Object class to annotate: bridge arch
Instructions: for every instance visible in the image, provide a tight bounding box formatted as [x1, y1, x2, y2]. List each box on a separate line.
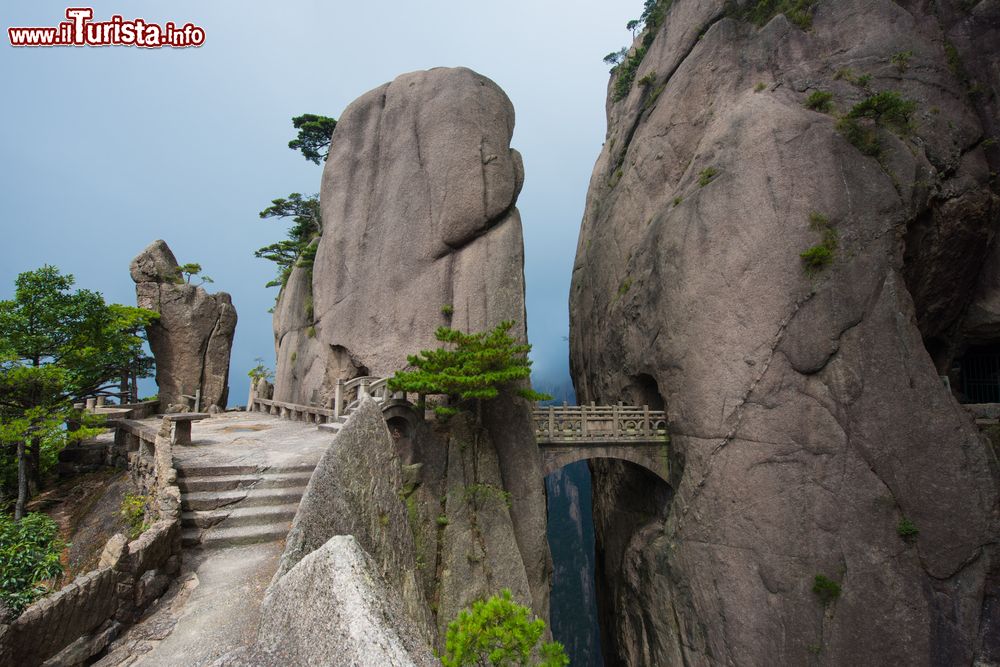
[534, 404, 671, 484]
[540, 445, 670, 483]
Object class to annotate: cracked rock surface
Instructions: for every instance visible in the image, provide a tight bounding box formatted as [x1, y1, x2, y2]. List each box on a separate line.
[131, 239, 237, 411]
[569, 0, 999, 664]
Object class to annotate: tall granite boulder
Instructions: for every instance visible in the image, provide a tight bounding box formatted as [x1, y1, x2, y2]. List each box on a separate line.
[569, 1, 999, 665]
[271, 67, 551, 627]
[131, 240, 237, 412]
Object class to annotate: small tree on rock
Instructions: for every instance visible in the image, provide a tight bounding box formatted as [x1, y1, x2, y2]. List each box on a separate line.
[441, 588, 568, 667]
[388, 321, 550, 419]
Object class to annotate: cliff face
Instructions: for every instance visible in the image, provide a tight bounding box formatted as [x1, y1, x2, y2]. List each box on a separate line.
[131, 240, 237, 411]
[271, 67, 550, 623]
[569, 0, 1000, 664]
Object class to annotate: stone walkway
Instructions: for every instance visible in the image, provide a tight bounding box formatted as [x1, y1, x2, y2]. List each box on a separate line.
[96, 412, 331, 666]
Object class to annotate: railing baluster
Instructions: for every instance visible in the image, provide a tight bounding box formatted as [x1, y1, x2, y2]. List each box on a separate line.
[548, 406, 555, 439]
[613, 404, 619, 439]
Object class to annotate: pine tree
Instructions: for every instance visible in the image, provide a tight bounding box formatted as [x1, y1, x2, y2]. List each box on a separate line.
[388, 321, 550, 418]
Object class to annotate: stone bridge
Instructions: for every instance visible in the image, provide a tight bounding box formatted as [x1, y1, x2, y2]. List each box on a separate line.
[249, 377, 671, 482]
[533, 404, 670, 482]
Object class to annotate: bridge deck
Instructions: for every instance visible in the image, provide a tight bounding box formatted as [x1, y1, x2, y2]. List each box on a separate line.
[532, 404, 668, 445]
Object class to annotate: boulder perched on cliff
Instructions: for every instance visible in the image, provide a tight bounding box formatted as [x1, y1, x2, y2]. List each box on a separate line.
[569, 1, 999, 664]
[271, 67, 551, 624]
[131, 240, 237, 411]
[251, 535, 437, 667]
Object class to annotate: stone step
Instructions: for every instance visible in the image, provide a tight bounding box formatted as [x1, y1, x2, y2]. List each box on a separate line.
[177, 471, 313, 493]
[181, 487, 307, 512]
[175, 462, 316, 478]
[317, 422, 342, 434]
[182, 522, 292, 549]
[181, 503, 300, 529]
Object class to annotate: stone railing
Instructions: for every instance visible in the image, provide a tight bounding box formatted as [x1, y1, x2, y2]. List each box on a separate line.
[533, 404, 669, 443]
[0, 418, 182, 666]
[249, 375, 396, 422]
[250, 398, 339, 424]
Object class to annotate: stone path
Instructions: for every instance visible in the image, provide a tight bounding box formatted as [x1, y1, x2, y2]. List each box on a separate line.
[96, 412, 331, 666]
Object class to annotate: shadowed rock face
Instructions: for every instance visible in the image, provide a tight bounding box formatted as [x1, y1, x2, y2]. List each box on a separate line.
[569, 1, 999, 664]
[131, 240, 237, 411]
[271, 67, 551, 623]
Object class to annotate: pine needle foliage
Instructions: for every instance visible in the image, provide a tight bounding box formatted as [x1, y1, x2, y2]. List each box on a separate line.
[388, 321, 550, 417]
[441, 589, 568, 667]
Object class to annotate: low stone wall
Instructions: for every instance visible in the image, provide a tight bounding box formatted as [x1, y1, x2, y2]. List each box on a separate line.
[0, 418, 182, 666]
[58, 401, 161, 474]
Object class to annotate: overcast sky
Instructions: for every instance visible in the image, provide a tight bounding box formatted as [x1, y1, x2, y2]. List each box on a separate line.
[1, 1, 636, 403]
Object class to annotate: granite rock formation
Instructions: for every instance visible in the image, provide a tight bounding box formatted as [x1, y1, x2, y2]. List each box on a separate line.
[251, 535, 438, 667]
[569, 0, 999, 664]
[271, 67, 551, 629]
[131, 240, 237, 412]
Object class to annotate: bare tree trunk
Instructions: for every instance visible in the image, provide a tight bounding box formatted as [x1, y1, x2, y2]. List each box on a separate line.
[15, 440, 28, 520]
[120, 373, 130, 405]
[130, 372, 139, 403]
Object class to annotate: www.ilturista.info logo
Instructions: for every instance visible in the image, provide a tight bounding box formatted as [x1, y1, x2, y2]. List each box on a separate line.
[8, 8, 205, 48]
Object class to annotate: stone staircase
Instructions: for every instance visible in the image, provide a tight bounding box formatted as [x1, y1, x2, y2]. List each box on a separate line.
[179, 463, 316, 548]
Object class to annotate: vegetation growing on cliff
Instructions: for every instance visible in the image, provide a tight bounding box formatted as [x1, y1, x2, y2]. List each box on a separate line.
[800, 212, 838, 274]
[606, 1, 672, 102]
[836, 90, 917, 156]
[388, 321, 550, 419]
[255, 114, 336, 289]
[729, 0, 817, 31]
[441, 588, 568, 667]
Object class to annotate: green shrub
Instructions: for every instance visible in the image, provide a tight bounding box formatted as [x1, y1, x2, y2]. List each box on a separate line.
[120, 493, 150, 540]
[613, 46, 648, 101]
[441, 589, 568, 667]
[441, 304, 454, 316]
[463, 483, 513, 510]
[855, 73, 872, 88]
[672, 196, 683, 206]
[800, 212, 838, 274]
[437, 515, 450, 527]
[891, 50, 912, 73]
[732, 0, 816, 30]
[618, 278, 633, 296]
[306, 325, 316, 338]
[755, 82, 767, 92]
[812, 574, 841, 606]
[846, 90, 916, 132]
[698, 167, 718, 187]
[800, 245, 834, 271]
[836, 117, 880, 155]
[0, 513, 65, 614]
[805, 90, 833, 112]
[837, 90, 916, 155]
[897, 517, 919, 538]
[638, 71, 657, 88]
[834, 68, 853, 81]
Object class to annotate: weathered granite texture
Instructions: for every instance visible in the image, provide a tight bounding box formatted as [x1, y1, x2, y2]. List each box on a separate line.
[271, 67, 551, 623]
[275, 397, 434, 642]
[252, 536, 438, 667]
[131, 240, 237, 412]
[569, 0, 1000, 664]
